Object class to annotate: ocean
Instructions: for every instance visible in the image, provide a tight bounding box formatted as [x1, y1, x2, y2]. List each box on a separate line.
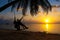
[0, 24, 60, 34]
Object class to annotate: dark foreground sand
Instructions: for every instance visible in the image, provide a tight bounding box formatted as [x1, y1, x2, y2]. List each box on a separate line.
[0, 30, 60, 40]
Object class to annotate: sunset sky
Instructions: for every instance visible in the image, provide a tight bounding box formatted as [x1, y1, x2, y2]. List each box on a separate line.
[0, 0, 60, 34]
[0, 0, 60, 24]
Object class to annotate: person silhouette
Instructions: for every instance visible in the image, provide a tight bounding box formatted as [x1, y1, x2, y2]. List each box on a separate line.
[14, 16, 28, 31]
[14, 18, 20, 30]
[16, 19, 20, 30]
[18, 16, 28, 30]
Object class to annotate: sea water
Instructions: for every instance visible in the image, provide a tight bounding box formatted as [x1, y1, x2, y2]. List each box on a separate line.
[0, 24, 60, 34]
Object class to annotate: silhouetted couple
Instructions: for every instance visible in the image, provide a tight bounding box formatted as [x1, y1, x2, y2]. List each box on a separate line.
[14, 16, 28, 31]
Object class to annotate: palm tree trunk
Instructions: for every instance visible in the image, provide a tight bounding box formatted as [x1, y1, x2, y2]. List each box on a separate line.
[0, 0, 19, 12]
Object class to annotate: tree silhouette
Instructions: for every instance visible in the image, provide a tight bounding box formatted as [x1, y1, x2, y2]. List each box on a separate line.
[0, 0, 52, 16]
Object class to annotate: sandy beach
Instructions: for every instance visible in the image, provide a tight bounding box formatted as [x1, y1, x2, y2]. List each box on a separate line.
[0, 30, 60, 40]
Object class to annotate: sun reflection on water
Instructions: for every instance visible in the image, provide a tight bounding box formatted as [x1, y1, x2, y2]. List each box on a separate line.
[42, 24, 51, 33]
[45, 24, 49, 33]
[43, 24, 53, 33]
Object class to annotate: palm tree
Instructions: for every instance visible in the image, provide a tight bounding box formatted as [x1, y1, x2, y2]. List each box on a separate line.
[0, 0, 52, 16]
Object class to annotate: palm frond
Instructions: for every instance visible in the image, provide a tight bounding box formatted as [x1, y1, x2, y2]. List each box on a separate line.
[30, 0, 39, 16]
[17, 1, 21, 11]
[22, 0, 28, 15]
[0, 0, 19, 12]
[0, 0, 52, 16]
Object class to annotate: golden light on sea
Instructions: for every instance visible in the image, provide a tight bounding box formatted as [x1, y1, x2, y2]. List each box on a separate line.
[45, 24, 48, 33]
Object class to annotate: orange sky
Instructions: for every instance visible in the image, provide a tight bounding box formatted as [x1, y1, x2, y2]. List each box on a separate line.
[0, 7, 60, 24]
[24, 7, 60, 23]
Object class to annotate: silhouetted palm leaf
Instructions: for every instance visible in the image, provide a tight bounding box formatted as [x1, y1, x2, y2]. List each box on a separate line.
[0, 0, 52, 16]
[0, 0, 19, 12]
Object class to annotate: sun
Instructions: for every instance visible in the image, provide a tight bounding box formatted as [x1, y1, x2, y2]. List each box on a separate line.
[45, 19, 49, 23]
[46, 19, 48, 22]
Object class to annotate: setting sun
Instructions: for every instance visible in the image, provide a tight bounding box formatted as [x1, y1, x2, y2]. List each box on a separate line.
[45, 19, 49, 23]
